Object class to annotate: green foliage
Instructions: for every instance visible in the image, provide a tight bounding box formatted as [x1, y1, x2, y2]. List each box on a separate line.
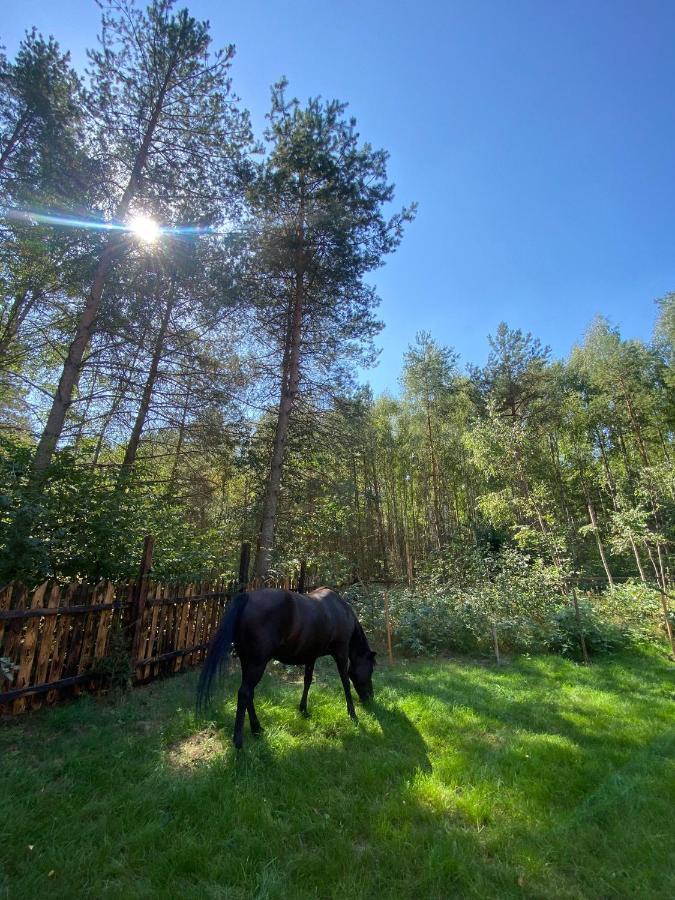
[0, 436, 239, 584]
[347, 548, 668, 659]
[544, 601, 628, 659]
[0, 27, 88, 201]
[92, 621, 133, 691]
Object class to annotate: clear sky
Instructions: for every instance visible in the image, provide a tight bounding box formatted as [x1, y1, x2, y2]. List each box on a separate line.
[4, 1, 675, 392]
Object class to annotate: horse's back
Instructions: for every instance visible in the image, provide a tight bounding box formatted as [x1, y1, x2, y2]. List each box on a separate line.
[235, 587, 354, 663]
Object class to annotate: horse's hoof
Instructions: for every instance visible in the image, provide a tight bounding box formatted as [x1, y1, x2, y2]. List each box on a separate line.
[251, 725, 263, 736]
[299, 706, 309, 717]
[233, 737, 244, 750]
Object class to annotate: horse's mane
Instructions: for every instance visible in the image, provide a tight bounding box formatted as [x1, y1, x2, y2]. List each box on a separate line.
[350, 618, 372, 656]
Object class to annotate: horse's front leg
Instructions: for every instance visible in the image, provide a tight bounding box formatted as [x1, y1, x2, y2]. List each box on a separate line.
[333, 653, 357, 720]
[299, 660, 315, 715]
[234, 660, 266, 749]
[247, 695, 262, 735]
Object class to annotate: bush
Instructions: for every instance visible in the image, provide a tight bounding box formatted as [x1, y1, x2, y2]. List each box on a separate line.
[543, 601, 629, 659]
[345, 551, 670, 660]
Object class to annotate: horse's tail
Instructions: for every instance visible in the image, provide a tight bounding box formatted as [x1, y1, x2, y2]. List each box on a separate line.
[196, 592, 249, 713]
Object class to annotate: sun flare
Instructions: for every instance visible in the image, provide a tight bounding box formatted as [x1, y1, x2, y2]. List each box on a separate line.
[129, 215, 160, 243]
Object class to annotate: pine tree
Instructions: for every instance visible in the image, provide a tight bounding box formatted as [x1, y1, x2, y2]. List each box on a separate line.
[31, 0, 251, 475]
[249, 80, 415, 576]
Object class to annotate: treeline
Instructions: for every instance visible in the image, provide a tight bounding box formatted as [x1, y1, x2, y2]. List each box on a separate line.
[0, 3, 672, 603]
[342, 314, 673, 593]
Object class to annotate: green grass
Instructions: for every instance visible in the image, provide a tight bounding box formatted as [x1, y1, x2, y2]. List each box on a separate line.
[1, 651, 674, 899]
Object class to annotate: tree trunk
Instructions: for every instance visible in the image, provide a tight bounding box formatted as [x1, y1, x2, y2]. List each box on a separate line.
[629, 534, 647, 583]
[32, 241, 119, 474]
[31, 53, 179, 477]
[0, 289, 41, 359]
[166, 376, 193, 495]
[619, 378, 650, 467]
[254, 213, 305, 578]
[586, 498, 614, 587]
[425, 404, 442, 549]
[119, 285, 174, 477]
[369, 440, 389, 577]
[351, 452, 365, 576]
[91, 328, 148, 468]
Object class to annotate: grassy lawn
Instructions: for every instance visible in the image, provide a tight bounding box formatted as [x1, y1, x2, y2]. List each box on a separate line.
[1, 651, 674, 899]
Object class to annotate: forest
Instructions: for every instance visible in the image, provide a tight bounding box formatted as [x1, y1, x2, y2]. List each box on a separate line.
[1, 0, 673, 658]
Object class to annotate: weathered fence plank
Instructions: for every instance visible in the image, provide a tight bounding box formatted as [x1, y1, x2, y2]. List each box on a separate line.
[13, 583, 47, 713]
[78, 583, 104, 677]
[30, 583, 62, 711]
[3, 585, 27, 682]
[46, 583, 77, 703]
[93, 582, 116, 663]
[0, 540, 319, 714]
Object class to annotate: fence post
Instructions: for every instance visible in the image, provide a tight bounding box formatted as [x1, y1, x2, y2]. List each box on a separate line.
[237, 542, 251, 593]
[297, 559, 307, 594]
[383, 589, 394, 664]
[130, 535, 154, 672]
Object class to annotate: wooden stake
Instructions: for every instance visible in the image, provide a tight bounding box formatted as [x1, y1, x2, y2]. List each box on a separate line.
[491, 622, 501, 666]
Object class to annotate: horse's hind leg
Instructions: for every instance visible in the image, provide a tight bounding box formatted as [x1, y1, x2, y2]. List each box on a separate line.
[234, 660, 266, 749]
[333, 653, 357, 720]
[299, 660, 315, 715]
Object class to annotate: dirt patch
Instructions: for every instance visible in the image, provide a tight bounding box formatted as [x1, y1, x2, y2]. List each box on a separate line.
[166, 728, 223, 771]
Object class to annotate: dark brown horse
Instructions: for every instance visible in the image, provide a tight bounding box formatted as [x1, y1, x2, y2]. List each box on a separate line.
[196, 587, 376, 748]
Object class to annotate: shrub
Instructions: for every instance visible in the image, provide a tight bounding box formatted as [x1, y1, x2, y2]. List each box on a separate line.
[345, 551, 670, 660]
[543, 601, 629, 659]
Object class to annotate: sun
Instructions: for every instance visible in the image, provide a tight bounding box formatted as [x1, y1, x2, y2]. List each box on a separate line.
[128, 215, 161, 243]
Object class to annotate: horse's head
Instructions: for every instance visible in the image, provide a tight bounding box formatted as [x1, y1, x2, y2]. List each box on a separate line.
[349, 649, 376, 702]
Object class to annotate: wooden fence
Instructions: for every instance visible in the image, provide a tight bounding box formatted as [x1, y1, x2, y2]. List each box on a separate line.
[0, 539, 314, 715]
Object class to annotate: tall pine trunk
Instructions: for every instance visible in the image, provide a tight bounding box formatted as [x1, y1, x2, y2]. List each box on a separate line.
[254, 251, 304, 577]
[31, 49, 179, 477]
[119, 286, 175, 477]
[166, 376, 193, 496]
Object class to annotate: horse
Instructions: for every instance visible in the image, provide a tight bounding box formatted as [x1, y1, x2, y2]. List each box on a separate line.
[196, 586, 376, 749]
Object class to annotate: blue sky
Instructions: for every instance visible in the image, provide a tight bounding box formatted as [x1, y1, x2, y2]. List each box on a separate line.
[4, 0, 675, 392]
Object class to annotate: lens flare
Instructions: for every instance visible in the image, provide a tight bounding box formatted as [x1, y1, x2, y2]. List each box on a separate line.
[129, 215, 160, 243]
[2, 205, 235, 241]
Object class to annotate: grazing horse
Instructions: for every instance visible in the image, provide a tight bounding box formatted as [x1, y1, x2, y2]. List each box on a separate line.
[196, 587, 376, 748]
